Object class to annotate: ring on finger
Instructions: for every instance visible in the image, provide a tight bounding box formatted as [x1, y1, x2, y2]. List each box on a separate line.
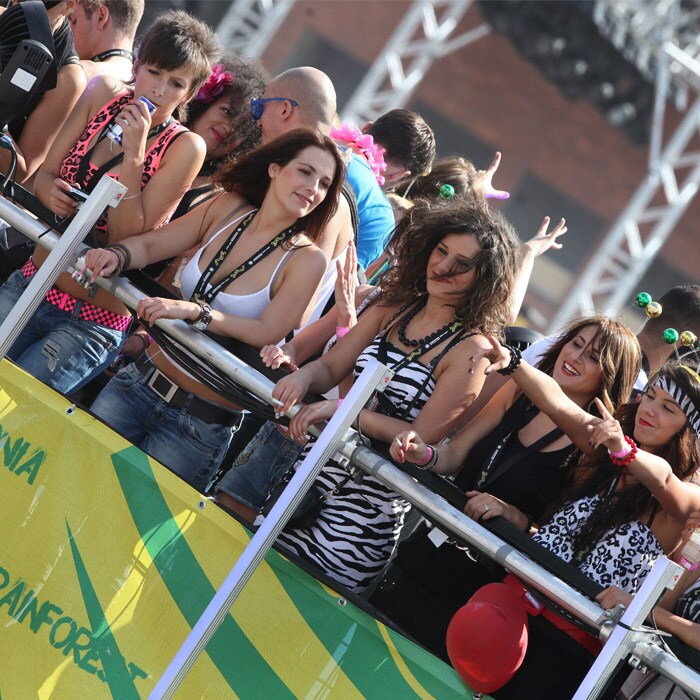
[483, 505, 489, 512]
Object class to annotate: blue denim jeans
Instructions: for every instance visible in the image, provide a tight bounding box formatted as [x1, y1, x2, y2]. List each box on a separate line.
[91, 359, 240, 492]
[0, 268, 125, 394]
[215, 420, 302, 510]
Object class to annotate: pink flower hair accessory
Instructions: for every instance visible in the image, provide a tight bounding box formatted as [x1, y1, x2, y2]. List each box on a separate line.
[331, 123, 387, 186]
[196, 64, 235, 104]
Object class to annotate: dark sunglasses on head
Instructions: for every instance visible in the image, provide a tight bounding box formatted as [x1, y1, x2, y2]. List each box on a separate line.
[250, 97, 299, 122]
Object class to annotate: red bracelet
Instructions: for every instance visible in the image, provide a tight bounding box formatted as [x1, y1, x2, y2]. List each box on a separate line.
[609, 435, 638, 467]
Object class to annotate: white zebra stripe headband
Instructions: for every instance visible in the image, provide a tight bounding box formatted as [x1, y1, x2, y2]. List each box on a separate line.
[654, 373, 700, 435]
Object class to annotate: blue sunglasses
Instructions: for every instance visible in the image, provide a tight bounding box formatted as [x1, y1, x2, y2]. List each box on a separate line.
[250, 97, 299, 121]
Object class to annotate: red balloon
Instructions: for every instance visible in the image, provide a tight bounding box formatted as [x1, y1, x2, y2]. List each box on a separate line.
[446, 583, 529, 694]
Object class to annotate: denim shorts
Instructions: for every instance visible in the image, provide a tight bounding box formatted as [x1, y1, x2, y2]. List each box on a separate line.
[91, 359, 240, 492]
[0, 268, 125, 394]
[215, 421, 303, 510]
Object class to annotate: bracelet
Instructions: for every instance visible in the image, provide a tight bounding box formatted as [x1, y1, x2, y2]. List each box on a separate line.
[524, 514, 534, 533]
[681, 556, 700, 572]
[104, 243, 132, 274]
[496, 344, 522, 376]
[335, 325, 350, 340]
[336, 398, 344, 411]
[103, 247, 124, 275]
[608, 435, 638, 467]
[413, 444, 438, 471]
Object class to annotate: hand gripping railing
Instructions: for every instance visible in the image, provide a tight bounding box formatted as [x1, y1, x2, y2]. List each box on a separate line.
[1, 184, 699, 699]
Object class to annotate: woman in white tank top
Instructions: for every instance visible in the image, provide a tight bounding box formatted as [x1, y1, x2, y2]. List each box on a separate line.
[84, 129, 346, 491]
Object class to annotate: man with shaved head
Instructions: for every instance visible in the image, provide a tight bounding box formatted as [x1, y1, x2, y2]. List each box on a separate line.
[256, 67, 336, 142]
[254, 66, 395, 271]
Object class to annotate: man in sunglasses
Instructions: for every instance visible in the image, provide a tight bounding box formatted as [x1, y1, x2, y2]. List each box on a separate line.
[251, 66, 395, 272]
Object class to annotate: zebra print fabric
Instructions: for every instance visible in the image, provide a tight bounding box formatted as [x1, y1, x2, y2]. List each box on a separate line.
[275, 338, 437, 592]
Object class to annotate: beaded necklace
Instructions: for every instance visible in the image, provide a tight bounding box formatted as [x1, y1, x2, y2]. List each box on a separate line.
[397, 298, 458, 349]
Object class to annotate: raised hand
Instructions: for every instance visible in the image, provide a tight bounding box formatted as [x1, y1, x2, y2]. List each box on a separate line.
[335, 239, 358, 328]
[117, 97, 153, 159]
[523, 216, 567, 257]
[390, 430, 430, 464]
[473, 151, 510, 201]
[586, 397, 625, 453]
[469, 333, 511, 375]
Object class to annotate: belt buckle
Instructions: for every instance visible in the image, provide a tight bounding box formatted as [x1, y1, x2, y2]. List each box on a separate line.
[147, 368, 179, 403]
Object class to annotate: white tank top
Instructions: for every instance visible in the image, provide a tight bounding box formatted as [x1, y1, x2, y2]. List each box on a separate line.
[179, 209, 292, 320]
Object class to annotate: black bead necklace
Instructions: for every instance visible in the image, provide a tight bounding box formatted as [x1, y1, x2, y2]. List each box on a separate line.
[397, 299, 454, 348]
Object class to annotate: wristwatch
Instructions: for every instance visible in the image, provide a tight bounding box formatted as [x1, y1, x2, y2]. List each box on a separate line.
[189, 300, 213, 331]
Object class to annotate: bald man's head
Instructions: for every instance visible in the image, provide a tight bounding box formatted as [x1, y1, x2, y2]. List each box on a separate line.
[257, 67, 336, 143]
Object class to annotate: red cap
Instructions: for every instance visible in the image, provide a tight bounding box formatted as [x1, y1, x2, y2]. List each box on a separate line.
[446, 583, 529, 694]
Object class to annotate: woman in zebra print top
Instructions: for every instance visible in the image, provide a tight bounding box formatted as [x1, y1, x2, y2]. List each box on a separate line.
[270, 201, 518, 591]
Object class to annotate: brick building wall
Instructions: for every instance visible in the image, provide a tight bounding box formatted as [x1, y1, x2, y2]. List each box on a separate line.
[260, 0, 700, 329]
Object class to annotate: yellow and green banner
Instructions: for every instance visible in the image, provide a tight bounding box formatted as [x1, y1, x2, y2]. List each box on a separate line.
[0, 360, 473, 698]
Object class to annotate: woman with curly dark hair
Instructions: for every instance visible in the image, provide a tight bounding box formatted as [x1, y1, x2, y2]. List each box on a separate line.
[172, 53, 269, 219]
[268, 199, 519, 592]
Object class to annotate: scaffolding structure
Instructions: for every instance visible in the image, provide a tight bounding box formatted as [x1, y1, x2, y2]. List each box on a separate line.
[548, 0, 700, 331]
[341, 0, 489, 125]
[214, 0, 296, 58]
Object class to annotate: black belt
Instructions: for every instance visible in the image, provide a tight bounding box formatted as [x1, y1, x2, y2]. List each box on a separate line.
[134, 354, 242, 426]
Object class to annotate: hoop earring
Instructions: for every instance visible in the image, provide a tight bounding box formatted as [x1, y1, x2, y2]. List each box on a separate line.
[414, 273, 427, 295]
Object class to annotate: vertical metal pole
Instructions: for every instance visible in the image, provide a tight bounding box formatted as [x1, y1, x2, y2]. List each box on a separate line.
[0, 176, 125, 358]
[149, 359, 393, 700]
[573, 557, 683, 699]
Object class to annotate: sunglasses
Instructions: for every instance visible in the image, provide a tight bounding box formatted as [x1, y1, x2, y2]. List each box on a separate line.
[250, 97, 299, 122]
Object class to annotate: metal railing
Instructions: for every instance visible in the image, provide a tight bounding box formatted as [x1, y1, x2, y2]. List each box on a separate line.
[0, 184, 698, 699]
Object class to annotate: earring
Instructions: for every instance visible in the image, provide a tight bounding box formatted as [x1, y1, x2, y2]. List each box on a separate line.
[414, 273, 427, 295]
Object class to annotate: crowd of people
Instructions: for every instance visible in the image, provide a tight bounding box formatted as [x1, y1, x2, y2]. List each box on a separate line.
[3, 2, 700, 698]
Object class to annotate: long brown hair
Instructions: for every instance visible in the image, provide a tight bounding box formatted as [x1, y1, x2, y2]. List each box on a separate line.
[378, 200, 518, 334]
[213, 128, 344, 242]
[558, 360, 700, 555]
[536, 315, 641, 415]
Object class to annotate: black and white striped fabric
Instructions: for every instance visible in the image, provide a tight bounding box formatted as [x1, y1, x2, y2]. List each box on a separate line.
[276, 337, 438, 592]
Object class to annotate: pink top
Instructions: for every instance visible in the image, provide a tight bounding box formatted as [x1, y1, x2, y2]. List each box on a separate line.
[59, 91, 187, 238]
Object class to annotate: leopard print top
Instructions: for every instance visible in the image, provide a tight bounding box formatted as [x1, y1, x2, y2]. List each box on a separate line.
[59, 91, 187, 239]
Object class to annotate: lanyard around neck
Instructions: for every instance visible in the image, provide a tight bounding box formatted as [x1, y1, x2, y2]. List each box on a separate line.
[91, 48, 134, 62]
[191, 211, 298, 304]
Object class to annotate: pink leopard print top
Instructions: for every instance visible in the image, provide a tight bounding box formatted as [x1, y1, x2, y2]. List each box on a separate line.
[59, 91, 187, 239]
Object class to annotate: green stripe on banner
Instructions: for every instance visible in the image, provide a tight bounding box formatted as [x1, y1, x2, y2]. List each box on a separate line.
[112, 447, 294, 698]
[382, 625, 472, 698]
[261, 546, 438, 699]
[66, 520, 140, 700]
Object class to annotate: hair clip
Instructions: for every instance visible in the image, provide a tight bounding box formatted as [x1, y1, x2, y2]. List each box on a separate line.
[439, 184, 455, 199]
[636, 291, 662, 318]
[661, 326, 700, 372]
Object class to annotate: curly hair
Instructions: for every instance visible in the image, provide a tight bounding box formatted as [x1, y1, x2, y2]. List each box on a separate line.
[536, 315, 641, 415]
[212, 128, 344, 242]
[556, 360, 700, 557]
[377, 199, 518, 334]
[186, 53, 269, 173]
